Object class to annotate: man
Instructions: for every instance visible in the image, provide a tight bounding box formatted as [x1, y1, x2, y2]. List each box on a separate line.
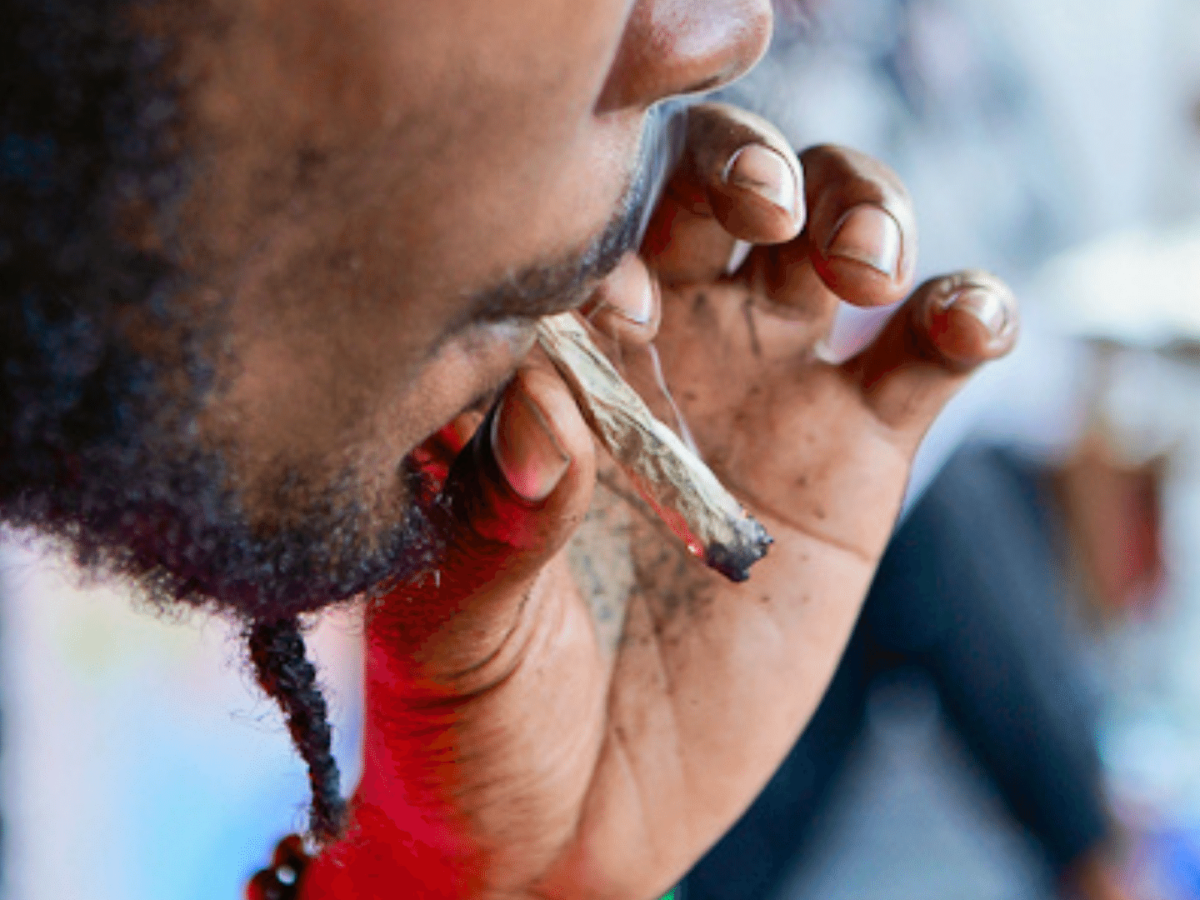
[1, 1, 1016, 898]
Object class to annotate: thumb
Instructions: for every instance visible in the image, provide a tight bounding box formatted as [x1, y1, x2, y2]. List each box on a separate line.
[368, 360, 596, 692]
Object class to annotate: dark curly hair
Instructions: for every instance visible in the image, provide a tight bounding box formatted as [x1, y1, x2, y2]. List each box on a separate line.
[0, 0, 360, 843]
[0, 0, 193, 534]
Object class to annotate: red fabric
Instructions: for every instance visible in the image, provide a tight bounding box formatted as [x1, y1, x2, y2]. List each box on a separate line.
[298, 801, 484, 900]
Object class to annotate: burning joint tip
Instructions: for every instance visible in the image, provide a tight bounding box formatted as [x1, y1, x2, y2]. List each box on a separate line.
[536, 312, 772, 583]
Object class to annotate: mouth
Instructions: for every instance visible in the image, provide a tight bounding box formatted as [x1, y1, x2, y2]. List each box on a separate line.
[402, 103, 691, 503]
[405, 398, 493, 509]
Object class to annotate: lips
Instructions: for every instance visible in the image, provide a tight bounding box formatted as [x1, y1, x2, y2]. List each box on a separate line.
[403, 360, 505, 510]
[406, 410, 482, 508]
[401, 104, 690, 510]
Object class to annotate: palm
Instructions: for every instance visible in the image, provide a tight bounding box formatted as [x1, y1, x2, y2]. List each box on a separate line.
[355, 277, 913, 900]
[655, 279, 912, 562]
[315, 132, 1015, 900]
[517, 278, 916, 898]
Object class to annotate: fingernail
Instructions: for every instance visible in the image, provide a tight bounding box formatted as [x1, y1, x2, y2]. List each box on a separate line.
[828, 204, 902, 279]
[724, 144, 798, 216]
[609, 270, 656, 325]
[945, 286, 1012, 338]
[491, 391, 570, 503]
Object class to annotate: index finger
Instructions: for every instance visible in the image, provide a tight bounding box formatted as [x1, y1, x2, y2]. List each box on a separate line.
[800, 143, 918, 306]
[642, 102, 806, 285]
[738, 144, 919, 317]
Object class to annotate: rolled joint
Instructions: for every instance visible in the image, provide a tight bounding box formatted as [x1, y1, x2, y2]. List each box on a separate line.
[535, 312, 772, 583]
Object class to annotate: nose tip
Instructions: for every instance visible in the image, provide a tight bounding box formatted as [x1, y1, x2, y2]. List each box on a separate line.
[597, 0, 774, 113]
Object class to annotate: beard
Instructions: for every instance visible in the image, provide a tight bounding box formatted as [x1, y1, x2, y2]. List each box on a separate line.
[1, 0, 448, 622]
[0, 152, 653, 622]
[1, 0, 679, 619]
[0, 301, 444, 622]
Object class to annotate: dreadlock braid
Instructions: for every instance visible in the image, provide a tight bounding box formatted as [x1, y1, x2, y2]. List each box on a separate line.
[247, 618, 347, 844]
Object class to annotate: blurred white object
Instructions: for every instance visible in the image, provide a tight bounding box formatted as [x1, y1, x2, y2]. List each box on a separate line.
[0, 538, 363, 900]
[1040, 224, 1200, 350]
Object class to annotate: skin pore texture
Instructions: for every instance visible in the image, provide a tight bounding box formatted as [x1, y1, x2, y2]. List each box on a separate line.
[171, 0, 773, 565]
[90, 0, 771, 618]
[1, 0, 768, 619]
[2, 1, 1020, 898]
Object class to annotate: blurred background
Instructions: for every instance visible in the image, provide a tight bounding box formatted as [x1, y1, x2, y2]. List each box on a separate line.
[4, 0, 1200, 897]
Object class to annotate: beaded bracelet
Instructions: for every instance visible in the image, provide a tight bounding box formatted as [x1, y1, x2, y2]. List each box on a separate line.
[246, 833, 680, 900]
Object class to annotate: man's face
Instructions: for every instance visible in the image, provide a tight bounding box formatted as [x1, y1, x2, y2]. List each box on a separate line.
[101, 0, 772, 615]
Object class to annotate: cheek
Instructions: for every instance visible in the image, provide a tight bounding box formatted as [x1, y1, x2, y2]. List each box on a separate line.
[320, 25, 641, 309]
[372, 322, 538, 460]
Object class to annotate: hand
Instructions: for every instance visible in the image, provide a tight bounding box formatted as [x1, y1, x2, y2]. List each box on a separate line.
[299, 104, 1018, 900]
